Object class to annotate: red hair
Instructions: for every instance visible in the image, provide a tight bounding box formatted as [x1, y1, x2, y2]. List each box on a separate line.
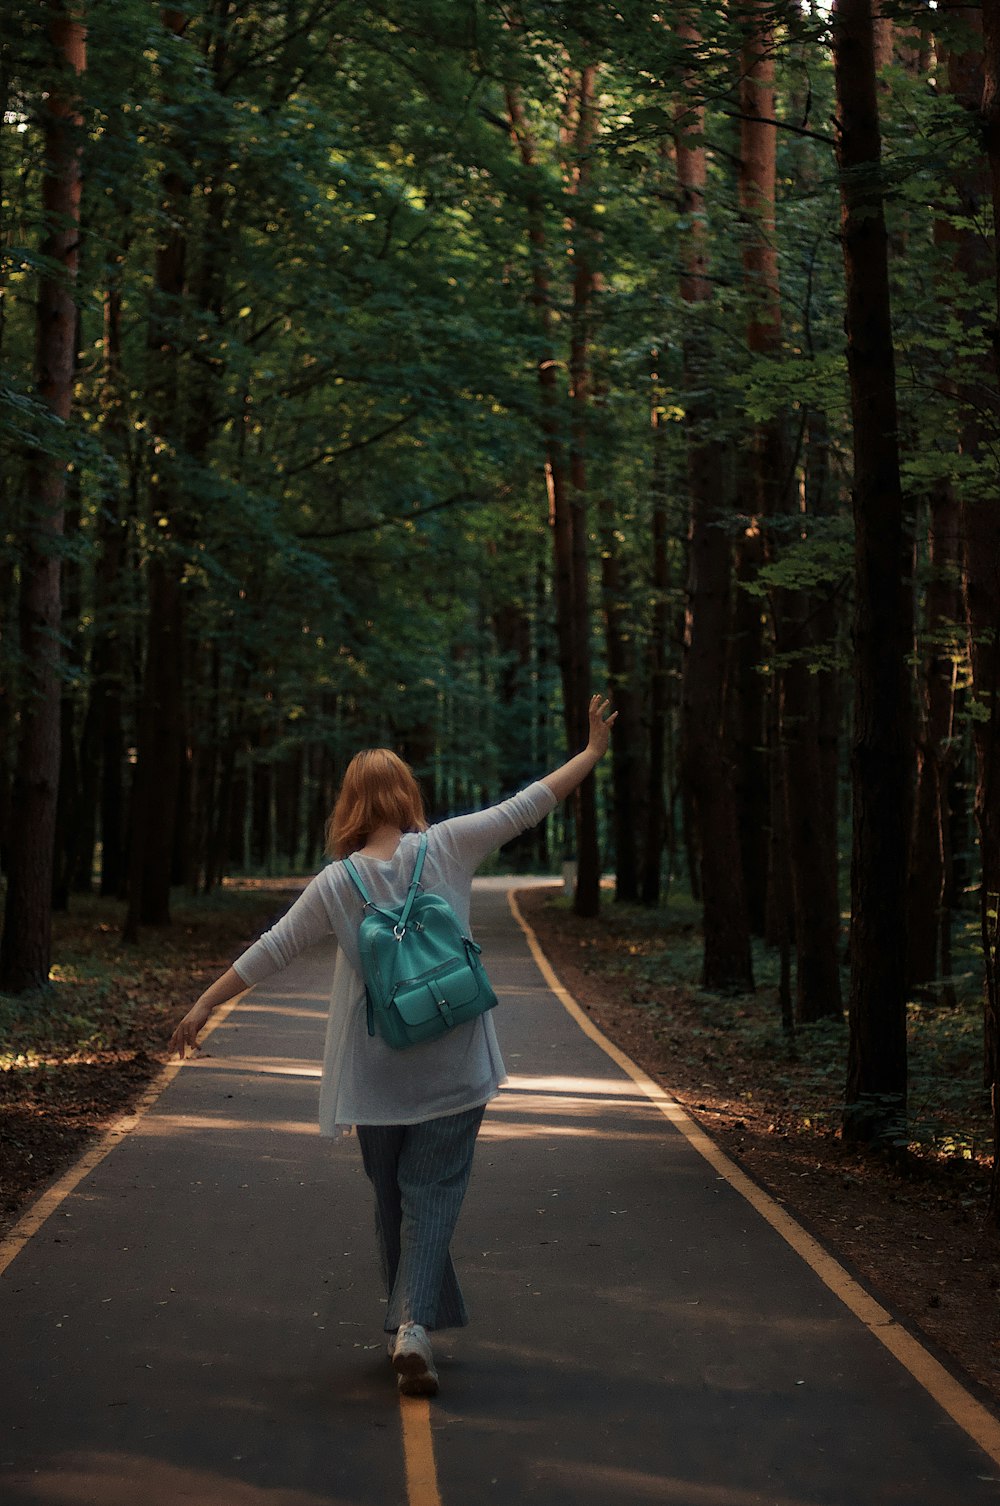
[325, 748, 427, 858]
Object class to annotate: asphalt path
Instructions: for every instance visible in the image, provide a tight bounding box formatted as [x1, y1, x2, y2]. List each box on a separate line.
[2, 876, 998, 1506]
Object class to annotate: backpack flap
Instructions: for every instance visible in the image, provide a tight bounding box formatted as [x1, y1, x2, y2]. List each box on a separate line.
[392, 959, 492, 1034]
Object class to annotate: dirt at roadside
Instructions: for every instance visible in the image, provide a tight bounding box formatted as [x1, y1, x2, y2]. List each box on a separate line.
[0, 883, 303, 1243]
[515, 883, 1000, 1412]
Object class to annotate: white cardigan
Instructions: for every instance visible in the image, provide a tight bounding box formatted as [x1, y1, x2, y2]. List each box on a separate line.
[231, 781, 558, 1137]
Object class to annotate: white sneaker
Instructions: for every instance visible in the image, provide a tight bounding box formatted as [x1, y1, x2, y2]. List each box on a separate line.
[392, 1322, 439, 1397]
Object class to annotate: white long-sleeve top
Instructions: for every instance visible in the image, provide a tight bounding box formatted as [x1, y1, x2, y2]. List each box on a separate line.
[231, 779, 558, 1137]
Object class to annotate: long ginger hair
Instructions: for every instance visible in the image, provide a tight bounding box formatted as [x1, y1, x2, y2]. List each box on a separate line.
[325, 748, 427, 859]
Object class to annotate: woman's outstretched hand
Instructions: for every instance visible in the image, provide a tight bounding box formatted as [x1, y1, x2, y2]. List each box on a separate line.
[538, 695, 617, 802]
[587, 694, 618, 757]
[168, 998, 213, 1059]
[166, 967, 247, 1058]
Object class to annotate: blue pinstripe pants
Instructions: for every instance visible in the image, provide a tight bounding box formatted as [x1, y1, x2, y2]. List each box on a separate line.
[356, 1103, 486, 1333]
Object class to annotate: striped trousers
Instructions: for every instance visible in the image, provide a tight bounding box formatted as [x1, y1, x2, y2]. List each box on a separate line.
[356, 1103, 486, 1333]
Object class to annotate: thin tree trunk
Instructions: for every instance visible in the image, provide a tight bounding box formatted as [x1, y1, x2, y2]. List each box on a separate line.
[0, 58, 13, 873]
[598, 482, 642, 901]
[805, 417, 844, 974]
[740, 2, 842, 1019]
[505, 78, 599, 914]
[905, 21, 978, 998]
[123, 7, 189, 941]
[52, 468, 84, 911]
[0, 4, 86, 992]
[834, 0, 912, 1144]
[641, 356, 671, 905]
[733, 4, 778, 940]
[970, 0, 1000, 1216]
[564, 65, 601, 916]
[492, 588, 538, 868]
[907, 482, 962, 998]
[95, 254, 129, 896]
[676, 18, 754, 992]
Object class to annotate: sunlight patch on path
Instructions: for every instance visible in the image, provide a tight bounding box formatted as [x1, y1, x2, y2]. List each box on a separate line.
[509, 886, 1000, 1477]
[5, 1449, 344, 1506]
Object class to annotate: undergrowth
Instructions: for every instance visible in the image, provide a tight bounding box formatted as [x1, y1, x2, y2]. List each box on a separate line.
[545, 886, 991, 1166]
[0, 884, 300, 1070]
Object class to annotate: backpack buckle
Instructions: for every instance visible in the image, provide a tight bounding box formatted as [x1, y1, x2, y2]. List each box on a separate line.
[393, 923, 406, 942]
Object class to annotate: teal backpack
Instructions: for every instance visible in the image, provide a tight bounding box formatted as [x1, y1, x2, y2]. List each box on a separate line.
[341, 833, 498, 1049]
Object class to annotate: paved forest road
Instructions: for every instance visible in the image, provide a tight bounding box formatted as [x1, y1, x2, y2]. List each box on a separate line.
[2, 877, 998, 1506]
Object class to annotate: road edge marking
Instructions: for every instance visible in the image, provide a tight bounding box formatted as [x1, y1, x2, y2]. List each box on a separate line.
[0, 990, 247, 1278]
[508, 886, 1000, 1472]
[399, 1397, 442, 1506]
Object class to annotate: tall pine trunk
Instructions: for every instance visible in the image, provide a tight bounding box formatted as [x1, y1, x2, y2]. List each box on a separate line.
[123, 8, 189, 940]
[972, 0, 1000, 1217]
[739, 5, 842, 1020]
[0, 4, 86, 992]
[506, 78, 600, 916]
[676, 19, 754, 992]
[598, 481, 643, 901]
[641, 357, 671, 905]
[834, 0, 912, 1144]
[564, 66, 601, 916]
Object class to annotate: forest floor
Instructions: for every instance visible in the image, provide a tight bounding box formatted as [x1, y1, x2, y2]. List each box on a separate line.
[0, 881, 301, 1243]
[5, 877, 1000, 1419]
[516, 883, 1000, 1413]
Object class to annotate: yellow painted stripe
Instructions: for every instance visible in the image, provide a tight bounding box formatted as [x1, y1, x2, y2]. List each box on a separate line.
[508, 887, 1000, 1471]
[1, 974, 446, 1504]
[0, 990, 246, 1278]
[399, 1397, 442, 1506]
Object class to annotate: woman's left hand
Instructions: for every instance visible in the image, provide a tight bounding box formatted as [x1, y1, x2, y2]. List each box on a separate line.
[168, 999, 214, 1059]
[586, 694, 617, 757]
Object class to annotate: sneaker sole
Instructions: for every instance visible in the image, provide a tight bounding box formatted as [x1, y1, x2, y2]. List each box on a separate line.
[394, 1350, 439, 1397]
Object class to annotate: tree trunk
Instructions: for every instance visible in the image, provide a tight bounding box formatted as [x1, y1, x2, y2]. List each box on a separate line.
[123, 8, 189, 941]
[806, 416, 844, 976]
[907, 482, 962, 999]
[676, 20, 754, 992]
[598, 483, 643, 901]
[970, 0, 1000, 1215]
[52, 472, 84, 911]
[492, 586, 544, 869]
[0, 62, 13, 876]
[834, 0, 912, 1144]
[95, 263, 129, 897]
[641, 358, 671, 905]
[505, 77, 599, 915]
[564, 65, 601, 916]
[731, 526, 769, 937]
[739, 2, 841, 1019]
[904, 21, 980, 998]
[733, 5, 777, 937]
[0, 4, 85, 993]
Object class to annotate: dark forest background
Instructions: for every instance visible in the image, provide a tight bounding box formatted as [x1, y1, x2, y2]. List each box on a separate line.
[6, 1, 1000, 1203]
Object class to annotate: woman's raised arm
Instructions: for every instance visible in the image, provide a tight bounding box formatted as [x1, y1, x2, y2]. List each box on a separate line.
[539, 694, 617, 803]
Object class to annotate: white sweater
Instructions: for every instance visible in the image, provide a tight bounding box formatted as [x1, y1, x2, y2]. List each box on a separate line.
[231, 780, 558, 1137]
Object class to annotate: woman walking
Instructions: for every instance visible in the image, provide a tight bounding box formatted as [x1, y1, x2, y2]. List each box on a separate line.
[168, 694, 616, 1396]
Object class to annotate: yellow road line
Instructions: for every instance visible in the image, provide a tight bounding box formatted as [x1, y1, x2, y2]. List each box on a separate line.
[509, 887, 1000, 1472]
[399, 1397, 443, 1506]
[0, 990, 246, 1278]
[1, 977, 445, 1506]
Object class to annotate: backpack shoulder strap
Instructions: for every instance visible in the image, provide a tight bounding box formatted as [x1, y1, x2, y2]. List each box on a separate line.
[397, 833, 428, 934]
[342, 835, 427, 928]
[341, 855, 371, 905]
